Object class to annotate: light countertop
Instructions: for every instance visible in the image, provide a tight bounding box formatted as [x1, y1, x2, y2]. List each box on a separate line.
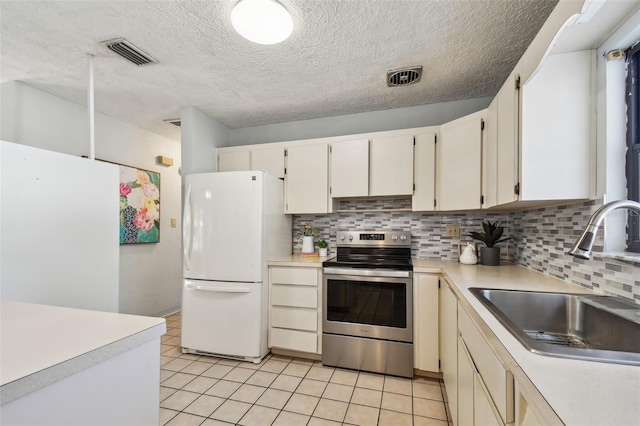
[0, 300, 166, 405]
[268, 254, 335, 268]
[413, 259, 640, 426]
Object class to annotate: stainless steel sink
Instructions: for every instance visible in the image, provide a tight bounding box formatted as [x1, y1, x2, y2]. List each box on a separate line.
[469, 288, 640, 365]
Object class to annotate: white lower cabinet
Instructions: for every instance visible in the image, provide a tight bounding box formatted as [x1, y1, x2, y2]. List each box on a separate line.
[268, 265, 322, 355]
[458, 304, 513, 425]
[441, 277, 515, 426]
[413, 273, 439, 372]
[440, 279, 459, 425]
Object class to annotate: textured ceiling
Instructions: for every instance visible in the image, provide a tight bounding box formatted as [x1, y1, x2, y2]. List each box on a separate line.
[0, 0, 558, 141]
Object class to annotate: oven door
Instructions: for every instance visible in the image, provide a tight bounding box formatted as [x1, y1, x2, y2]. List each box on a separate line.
[323, 268, 413, 343]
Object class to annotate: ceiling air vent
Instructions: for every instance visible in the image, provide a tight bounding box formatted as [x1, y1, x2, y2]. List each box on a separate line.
[164, 118, 181, 127]
[387, 66, 422, 87]
[101, 38, 158, 66]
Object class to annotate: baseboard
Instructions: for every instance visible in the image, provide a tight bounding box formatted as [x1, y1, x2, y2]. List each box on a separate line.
[156, 307, 181, 318]
[271, 348, 321, 361]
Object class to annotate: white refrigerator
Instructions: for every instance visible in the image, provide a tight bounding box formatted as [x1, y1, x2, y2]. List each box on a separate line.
[181, 171, 291, 363]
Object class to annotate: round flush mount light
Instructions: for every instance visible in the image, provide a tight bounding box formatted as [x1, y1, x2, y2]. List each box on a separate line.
[231, 0, 293, 45]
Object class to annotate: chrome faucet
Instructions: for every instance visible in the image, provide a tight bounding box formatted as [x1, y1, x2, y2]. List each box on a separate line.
[568, 200, 640, 259]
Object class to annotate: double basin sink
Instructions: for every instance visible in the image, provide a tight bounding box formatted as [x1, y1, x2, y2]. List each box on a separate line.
[470, 288, 640, 365]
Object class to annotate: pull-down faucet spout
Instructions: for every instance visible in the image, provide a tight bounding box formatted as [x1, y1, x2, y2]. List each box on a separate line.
[568, 200, 640, 260]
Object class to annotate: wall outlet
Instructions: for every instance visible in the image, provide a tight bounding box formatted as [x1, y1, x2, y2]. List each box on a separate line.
[171, 218, 177, 228]
[446, 224, 460, 237]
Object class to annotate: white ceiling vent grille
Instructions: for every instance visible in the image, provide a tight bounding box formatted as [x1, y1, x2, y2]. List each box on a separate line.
[101, 38, 158, 66]
[387, 66, 422, 87]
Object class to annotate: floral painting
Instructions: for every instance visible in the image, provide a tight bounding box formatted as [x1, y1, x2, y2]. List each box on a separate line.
[119, 165, 160, 244]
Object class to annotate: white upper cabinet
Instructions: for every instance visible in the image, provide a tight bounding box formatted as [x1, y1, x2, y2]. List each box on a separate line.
[496, 66, 521, 206]
[252, 146, 285, 179]
[413, 132, 437, 211]
[370, 135, 414, 196]
[330, 139, 369, 198]
[285, 144, 329, 214]
[330, 135, 414, 199]
[482, 98, 498, 209]
[218, 150, 250, 172]
[438, 110, 484, 211]
[520, 50, 592, 202]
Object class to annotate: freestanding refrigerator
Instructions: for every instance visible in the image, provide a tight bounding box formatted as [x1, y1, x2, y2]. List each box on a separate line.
[181, 171, 291, 363]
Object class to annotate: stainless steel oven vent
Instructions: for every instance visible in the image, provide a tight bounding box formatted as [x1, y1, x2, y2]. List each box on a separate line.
[387, 66, 422, 87]
[101, 38, 158, 66]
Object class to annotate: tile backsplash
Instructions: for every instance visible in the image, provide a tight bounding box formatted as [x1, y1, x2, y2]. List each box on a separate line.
[511, 199, 640, 304]
[293, 198, 639, 304]
[292, 199, 511, 260]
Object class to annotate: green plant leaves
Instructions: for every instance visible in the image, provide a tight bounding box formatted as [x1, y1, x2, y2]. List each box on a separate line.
[469, 220, 511, 247]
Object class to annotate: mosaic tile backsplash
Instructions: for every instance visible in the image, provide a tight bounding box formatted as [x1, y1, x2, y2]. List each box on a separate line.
[511, 199, 640, 304]
[292, 198, 639, 304]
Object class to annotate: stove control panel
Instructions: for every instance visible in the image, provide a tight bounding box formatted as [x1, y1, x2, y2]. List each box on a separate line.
[335, 231, 411, 247]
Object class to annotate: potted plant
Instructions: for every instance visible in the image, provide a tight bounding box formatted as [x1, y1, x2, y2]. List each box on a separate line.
[469, 220, 511, 266]
[317, 239, 328, 257]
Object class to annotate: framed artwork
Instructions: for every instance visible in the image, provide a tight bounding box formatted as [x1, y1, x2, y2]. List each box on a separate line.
[119, 165, 160, 244]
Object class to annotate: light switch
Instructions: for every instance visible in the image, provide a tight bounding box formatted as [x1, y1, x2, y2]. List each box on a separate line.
[171, 218, 177, 228]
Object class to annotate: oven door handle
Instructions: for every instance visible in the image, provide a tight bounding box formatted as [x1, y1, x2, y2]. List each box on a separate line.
[323, 267, 412, 278]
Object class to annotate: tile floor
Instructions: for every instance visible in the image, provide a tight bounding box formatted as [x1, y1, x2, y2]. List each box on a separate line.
[160, 312, 452, 426]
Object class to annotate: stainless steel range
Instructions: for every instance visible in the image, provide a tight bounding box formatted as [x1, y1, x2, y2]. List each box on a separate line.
[322, 231, 413, 378]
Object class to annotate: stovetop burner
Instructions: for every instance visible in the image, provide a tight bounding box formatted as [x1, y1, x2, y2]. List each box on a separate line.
[322, 231, 412, 271]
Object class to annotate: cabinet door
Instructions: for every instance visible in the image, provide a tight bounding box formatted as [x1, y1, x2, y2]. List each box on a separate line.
[218, 150, 251, 172]
[440, 280, 458, 425]
[413, 274, 439, 372]
[496, 68, 520, 205]
[520, 51, 592, 201]
[475, 375, 503, 426]
[285, 144, 329, 214]
[370, 135, 414, 196]
[483, 98, 498, 208]
[438, 110, 484, 210]
[412, 132, 437, 211]
[330, 139, 369, 197]
[458, 337, 475, 426]
[252, 147, 285, 179]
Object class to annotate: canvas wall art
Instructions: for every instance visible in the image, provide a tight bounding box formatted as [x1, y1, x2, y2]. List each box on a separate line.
[119, 165, 160, 244]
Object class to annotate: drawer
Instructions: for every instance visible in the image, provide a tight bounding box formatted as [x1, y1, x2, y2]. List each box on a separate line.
[271, 267, 318, 286]
[270, 327, 317, 353]
[271, 306, 317, 331]
[271, 285, 317, 308]
[459, 305, 514, 424]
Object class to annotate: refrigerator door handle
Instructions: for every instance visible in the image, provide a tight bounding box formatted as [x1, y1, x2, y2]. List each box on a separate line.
[183, 183, 192, 270]
[185, 283, 251, 293]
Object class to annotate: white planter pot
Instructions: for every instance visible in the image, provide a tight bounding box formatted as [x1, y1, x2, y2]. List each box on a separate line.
[319, 248, 328, 257]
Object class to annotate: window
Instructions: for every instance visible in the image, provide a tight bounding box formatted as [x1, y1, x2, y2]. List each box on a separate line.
[626, 42, 640, 252]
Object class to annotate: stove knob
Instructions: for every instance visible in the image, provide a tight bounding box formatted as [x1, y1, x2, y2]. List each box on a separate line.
[392, 234, 398, 240]
[348, 235, 353, 241]
[400, 235, 407, 240]
[339, 234, 345, 241]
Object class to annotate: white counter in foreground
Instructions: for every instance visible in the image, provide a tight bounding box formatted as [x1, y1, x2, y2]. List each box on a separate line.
[0, 300, 166, 425]
[414, 260, 640, 426]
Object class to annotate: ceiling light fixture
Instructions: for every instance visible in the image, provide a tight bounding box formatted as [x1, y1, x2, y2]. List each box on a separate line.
[231, 0, 293, 45]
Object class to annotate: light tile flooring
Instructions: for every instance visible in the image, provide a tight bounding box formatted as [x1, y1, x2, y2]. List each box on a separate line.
[160, 313, 452, 426]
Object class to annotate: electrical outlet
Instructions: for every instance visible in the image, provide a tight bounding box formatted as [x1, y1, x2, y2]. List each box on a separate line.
[446, 224, 460, 237]
[171, 218, 177, 228]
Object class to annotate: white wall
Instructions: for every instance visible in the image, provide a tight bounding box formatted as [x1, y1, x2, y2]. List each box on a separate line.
[181, 106, 230, 175]
[1, 141, 119, 312]
[0, 81, 182, 316]
[229, 97, 492, 146]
